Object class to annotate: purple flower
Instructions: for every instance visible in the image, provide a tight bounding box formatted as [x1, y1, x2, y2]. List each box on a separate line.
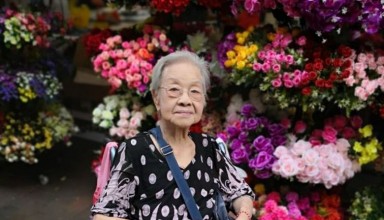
[230, 139, 243, 150]
[268, 123, 286, 136]
[241, 104, 256, 117]
[226, 126, 240, 138]
[272, 135, 287, 146]
[231, 148, 248, 164]
[252, 135, 273, 152]
[297, 197, 310, 211]
[0, 72, 17, 101]
[287, 201, 302, 218]
[250, 151, 274, 170]
[245, 117, 260, 130]
[238, 131, 248, 142]
[254, 169, 272, 179]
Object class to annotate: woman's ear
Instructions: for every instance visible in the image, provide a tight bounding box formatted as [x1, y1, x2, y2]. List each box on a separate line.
[151, 89, 160, 111]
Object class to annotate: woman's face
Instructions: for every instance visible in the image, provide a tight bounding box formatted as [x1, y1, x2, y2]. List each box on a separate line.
[153, 60, 205, 129]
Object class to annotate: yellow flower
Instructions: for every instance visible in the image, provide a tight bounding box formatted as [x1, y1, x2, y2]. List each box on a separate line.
[359, 125, 373, 138]
[249, 44, 258, 53]
[224, 59, 235, 68]
[236, 60, 246, 69]
[353, 142, 364, 152]
[237, 37, 245, 45]
[226, 50, 236, 59]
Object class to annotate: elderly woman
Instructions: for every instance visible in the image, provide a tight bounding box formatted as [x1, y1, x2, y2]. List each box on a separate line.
[91, 51, 255, 220]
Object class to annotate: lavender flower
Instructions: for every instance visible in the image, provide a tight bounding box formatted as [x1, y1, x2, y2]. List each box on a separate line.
[217, 32, 236, 68]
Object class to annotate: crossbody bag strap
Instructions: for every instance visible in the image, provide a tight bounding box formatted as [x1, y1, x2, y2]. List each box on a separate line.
[149, 127, 203, 220]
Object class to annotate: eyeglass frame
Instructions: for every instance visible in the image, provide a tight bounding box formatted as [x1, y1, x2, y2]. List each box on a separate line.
[159, 86, 205, 101]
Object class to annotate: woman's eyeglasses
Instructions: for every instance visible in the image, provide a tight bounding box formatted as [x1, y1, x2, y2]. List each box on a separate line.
[159, 86, 204, 101]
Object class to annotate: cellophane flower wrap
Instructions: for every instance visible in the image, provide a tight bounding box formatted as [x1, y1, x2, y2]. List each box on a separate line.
[222, 103, 287, 179]
[92, 26, 173, 95]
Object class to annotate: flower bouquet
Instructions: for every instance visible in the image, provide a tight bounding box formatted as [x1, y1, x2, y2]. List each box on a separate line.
[92, 93, 155, 140]
[221, 103, 287, 179]
[92, 25, 173, 95]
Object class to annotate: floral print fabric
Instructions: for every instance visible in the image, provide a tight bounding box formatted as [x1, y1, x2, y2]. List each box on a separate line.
[91, 132, 254, 219]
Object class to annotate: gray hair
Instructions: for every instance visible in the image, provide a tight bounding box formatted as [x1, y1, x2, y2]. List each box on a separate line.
[150, 50, 210, 96]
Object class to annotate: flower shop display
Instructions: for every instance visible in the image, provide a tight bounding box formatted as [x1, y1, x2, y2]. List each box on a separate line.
[0, 5, 77, 163]
[90, 0, 384, 218]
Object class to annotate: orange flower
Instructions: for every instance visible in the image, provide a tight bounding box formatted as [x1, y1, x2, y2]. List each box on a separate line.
[137, 48, 153, 60]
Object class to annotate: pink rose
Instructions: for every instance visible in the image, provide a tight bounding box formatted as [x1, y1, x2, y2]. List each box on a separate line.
[252, 62, 262, 71]
[291, 140, 311, 156]
[277, 157, 300, 178]
[296, 36, 307, 46]
[303, 165, 320, 177]
[108, 76, 122, 90]
[119, 107, 130, 119]
[117, 118, 129, 128]
[262, 62, 271, 72]
[283, 79, 294, 88]
[271, 78, 282, 87]
[302, 149, 320, 165]
[129, 117, 141, 128]
[322, 126, 338, 143]
[355, 86, 368, 101]
[272, 63, 281, 73]
[273, 146, 289, 158]
[335, 138, 350, 153]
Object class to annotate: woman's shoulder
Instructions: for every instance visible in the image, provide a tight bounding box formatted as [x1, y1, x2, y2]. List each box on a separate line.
[190, 132, 218, 149]
[120, 132, 152, 149]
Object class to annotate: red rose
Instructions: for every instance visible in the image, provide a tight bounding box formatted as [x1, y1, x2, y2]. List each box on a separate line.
[341, 127, 356, 139]
[315, 79, 325, 88]
[350, 115, 363, 128]
[313, 61, 324, 71]
[309, 71, 318, 80]
[341, 69, 351, 78]
[342, 59, 352, 68]
[324, 80, 334, 89]
[305, 63, 313, 71]
[301, 87, 312, 96]
[325, 58, 332, 66]
[332, 58, 342, 67]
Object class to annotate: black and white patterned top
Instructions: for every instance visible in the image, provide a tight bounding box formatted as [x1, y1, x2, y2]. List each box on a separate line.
[91, 132, 255, 219]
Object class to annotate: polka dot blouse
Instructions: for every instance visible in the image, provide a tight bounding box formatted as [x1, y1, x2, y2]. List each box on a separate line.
[91, 132, 255, 219]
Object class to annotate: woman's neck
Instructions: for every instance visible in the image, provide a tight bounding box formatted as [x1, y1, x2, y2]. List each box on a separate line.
[158, 122, 190, 147]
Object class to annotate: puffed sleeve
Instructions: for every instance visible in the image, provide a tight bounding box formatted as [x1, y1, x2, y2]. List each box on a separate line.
[91, 141, 137, 218]
[211, 138, 255, 202]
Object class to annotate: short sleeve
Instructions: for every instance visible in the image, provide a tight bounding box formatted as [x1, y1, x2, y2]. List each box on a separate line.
[91, 141, 137, 218]
[211, 138, 255, 202]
